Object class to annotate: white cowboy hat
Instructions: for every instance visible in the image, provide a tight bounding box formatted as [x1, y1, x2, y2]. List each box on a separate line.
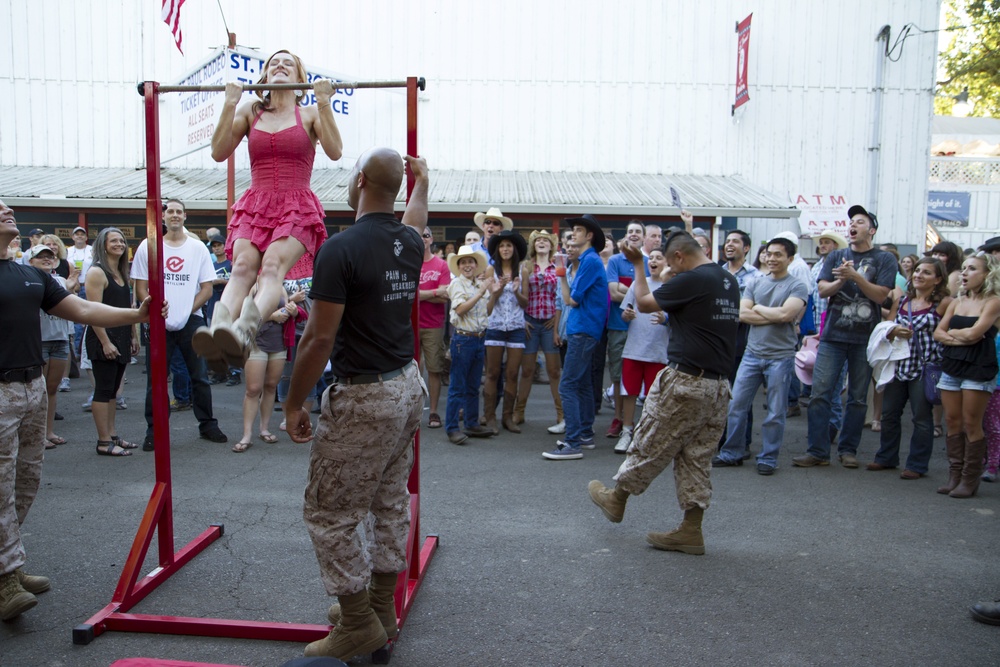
[448, 245, 490, 277]
[473, 207, 514, 232]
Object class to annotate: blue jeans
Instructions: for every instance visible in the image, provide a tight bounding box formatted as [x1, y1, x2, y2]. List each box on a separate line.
[874, 377, 934, 473]
[720, 352, 793, 467]
[806, 340, 872, 459]
[561, 333, 598, 447]
[144, 315, 219, 437]
[445, 334, 485, 433]
[171, 347, 191, 403]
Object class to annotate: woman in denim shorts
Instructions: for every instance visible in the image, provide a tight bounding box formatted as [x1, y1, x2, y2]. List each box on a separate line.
[27, 246, 74, 448]
[484, 230, 528, 434]
[514, 230, 563, 432]
[933, 252, 1000, 498]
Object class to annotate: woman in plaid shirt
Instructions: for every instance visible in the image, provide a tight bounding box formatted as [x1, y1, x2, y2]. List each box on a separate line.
[867, 257, 951, 479]
[513, 231, 563, 433]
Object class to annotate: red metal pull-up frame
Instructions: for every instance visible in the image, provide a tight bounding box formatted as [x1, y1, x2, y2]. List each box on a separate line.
[74, 76, 435, 663]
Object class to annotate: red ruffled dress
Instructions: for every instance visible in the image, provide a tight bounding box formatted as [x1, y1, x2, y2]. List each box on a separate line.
[226, 105, 327, 280]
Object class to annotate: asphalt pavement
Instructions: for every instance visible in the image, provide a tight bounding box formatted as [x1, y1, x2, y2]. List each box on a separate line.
[1, 362, 997, 667]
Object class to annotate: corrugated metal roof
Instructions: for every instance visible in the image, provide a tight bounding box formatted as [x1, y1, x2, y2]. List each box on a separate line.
[0, 166, 799, 218]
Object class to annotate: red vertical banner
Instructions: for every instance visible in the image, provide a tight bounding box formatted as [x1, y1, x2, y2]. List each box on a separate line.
[733, 13, 752, 115]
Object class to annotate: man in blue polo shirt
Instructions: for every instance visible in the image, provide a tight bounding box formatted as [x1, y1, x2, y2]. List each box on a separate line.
[545, 215, 609, 460]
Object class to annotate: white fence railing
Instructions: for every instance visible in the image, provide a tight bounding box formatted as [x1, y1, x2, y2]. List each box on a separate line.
[929, 157, 1000, 186]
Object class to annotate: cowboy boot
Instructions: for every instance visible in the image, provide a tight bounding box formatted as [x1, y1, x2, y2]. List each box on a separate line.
[483, 384, 499, 435]
[512, 393, 527, 425]
[305, 589, 387, 659]
[937, 433, 966, 494]
[192, 302, 231, 362]
[646, 507, 706, 555]
[950, 438, 987, 498]
[327, 571, 399, 639]
[214, 296, 260, 369]
[502, 389, 521, 433]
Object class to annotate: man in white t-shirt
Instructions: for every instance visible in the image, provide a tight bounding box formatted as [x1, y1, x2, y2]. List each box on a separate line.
[66, 226, 93, 358]
[131, 199, 228, 450]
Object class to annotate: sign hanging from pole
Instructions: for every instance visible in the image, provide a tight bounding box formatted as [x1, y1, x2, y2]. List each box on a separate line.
[732, 13, 752, 116]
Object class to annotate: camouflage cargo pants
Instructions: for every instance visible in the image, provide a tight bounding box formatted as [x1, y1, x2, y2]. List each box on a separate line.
[303, 363, 426, 596]
[0, 376, 47, 576]
[614, 366, 730, 510]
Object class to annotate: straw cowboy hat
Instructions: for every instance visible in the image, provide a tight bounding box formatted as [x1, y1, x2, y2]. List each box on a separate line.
[816, 230, 848, 249]
[527, 230, 559, 256]
[473, 207, 514, 232]
[448, 245, 489, 277]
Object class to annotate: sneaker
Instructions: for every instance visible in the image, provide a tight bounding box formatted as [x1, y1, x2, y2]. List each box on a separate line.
[58, 378, 71, 392]
[447, 431, 468, 445]
[792, 454, 830, 467]
[543, 441, 583, 460]
[0, 571, 37, 621]
[547, 421, 566, 434]
[170, 399, 192, 412]
[200, 427, 228, 443]
[142, 435, 154, 452]
[579, 438, 596, 450]
[983, 470, 999, 483]
[756, 463, 776, 476]
[614, 429, 632, 454]
[603, 385, 614, 407]
[838, 453, 859, 469]
[606, 418, 623, 438]
[711, 455, 743, 467]
[464, 425, 493, 438]
[226, 373, 242, 387]
[741, 449, 752, 460]
[82, 394, 93, 411]
[54, 412, 64, 421]
[116, 396, 128, 410]
[786, 405, 801, 418]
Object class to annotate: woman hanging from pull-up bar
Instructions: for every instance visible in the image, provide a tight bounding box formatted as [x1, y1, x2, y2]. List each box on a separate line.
[193, 49, 343, 369]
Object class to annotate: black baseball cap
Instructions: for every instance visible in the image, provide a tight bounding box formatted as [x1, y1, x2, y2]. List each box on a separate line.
[28, 228, 44, 237]
[847, 205, 878, 230]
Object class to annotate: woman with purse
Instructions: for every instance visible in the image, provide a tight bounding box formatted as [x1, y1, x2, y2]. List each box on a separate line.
[933, 252, 1000, 498]
[867, 258, 951, 479]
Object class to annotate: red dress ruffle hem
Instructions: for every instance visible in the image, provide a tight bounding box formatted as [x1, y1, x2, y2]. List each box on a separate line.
[226, 105, 328, 278]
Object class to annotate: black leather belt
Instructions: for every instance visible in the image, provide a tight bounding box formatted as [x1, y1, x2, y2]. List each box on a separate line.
[336, 360, 413, 386]
[667, 361, 725, 382]
[0, 366, 43, 384]
[454, 330, 485, 338]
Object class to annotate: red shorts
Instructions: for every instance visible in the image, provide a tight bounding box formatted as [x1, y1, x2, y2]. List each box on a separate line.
[621, 358, 666, 396]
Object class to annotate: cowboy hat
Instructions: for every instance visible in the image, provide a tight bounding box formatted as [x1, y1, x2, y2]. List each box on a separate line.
[564, 214, 605, 253]
[816, 230, 848, 249]
[473, 207, 513, 232]
[487, 229, 528, 260]
[980, 236, 1000, 253]
[794, 336, 820, 385]
[448, 245, 489, 277]
[527, 229, 559, 256]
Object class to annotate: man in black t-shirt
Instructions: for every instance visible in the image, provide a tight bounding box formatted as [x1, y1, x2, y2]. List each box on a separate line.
[0, 199, 159, 621]
[284, 151, 429, 661]
[589, 231, 739, 556]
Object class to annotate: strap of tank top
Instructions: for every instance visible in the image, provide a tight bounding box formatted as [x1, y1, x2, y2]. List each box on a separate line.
[250, 108, 268, 130]
[294, 105, 302, 127]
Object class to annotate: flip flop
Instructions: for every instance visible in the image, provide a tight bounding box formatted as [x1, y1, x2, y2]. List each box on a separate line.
[232, 440, 252, 453]
[259, 432, 278, 444]
[47, 435, 67, 446]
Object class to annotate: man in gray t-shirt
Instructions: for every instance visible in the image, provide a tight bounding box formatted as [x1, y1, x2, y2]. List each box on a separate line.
[713, 238, 808, 473]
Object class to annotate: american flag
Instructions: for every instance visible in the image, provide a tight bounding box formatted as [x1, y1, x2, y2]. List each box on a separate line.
[161, 0, 186, 54]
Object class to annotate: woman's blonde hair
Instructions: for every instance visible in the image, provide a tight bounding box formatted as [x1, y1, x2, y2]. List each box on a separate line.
[960, 252, 1000, 299]
[40, 233, 67, 260]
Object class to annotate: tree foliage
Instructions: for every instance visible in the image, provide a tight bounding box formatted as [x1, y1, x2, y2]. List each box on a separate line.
[936, 0, 1000, 117]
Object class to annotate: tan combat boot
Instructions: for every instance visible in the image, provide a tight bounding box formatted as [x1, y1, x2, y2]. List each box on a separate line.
[327, 571, 399, 639]
[588, 480, 629, 523]
[646, 507, 706, 555]
[16, 568, 50, 594]
[0, 571, 37, 621]
[305, 589, 387, 659]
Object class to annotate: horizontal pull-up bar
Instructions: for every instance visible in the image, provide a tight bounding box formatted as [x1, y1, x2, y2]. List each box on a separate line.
[137, 78, 426, 95]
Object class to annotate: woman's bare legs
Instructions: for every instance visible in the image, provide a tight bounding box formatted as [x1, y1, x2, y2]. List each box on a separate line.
[43, 358, 67, 443]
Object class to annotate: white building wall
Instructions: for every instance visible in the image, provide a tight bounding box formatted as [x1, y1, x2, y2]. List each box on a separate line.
[0, 0, 940, 247]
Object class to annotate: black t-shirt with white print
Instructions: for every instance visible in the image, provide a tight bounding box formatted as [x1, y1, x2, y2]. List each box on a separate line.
[0, 259, 71, 369]
[310, 212, 423, 377]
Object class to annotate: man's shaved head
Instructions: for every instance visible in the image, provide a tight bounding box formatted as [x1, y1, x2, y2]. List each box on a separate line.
[348, 147, 405, 211]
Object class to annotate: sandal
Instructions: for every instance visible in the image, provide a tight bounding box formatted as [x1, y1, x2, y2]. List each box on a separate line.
[934, 425, 944, 438]
[47, 435, 67, 446]
[259, 432, 278, 444]
[112, 436, 139, 450]
[232, 440, 252, 453]
[870, 420, 881, 432]
[96, 440, 132, 457]
[428, 413, 442, 429]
